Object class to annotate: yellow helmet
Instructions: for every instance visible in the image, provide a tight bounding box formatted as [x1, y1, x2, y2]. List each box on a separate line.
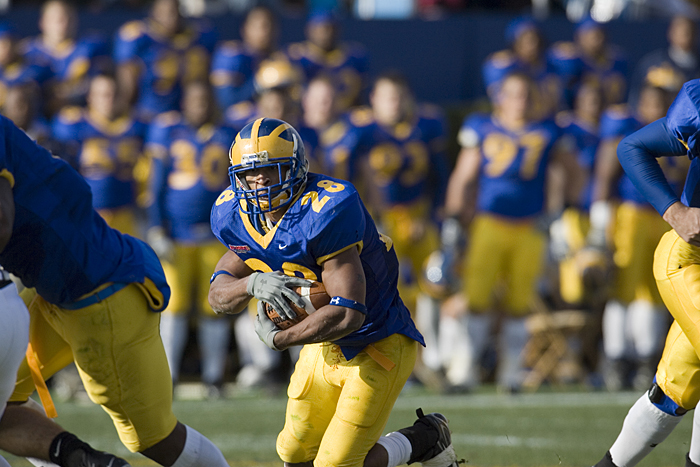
[229, 117, 308, 214]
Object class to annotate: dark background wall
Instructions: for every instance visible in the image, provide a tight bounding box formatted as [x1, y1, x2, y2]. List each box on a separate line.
[1, 8, 673, 104]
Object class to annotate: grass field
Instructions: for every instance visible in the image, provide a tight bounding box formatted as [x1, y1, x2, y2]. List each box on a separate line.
[3, 387, 693, 467]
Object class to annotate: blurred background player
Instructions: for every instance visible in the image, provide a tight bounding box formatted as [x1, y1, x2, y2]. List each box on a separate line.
[210, 6, 278, 110]
[285, 10, 368, 112]
[628, 15, 700, 108]
[145, 80, 235, 398]
[0, 24, 50, 112]
[1, 84, 52, 148]
[443, 72, 582, 393]
[588, 83, 686, 391]
[114, 0, 217, 121]
[482, 16, 561, 118]
[52, 72, 147, 238]
[21, 0, 110, 117]
[548, 17, 628, 108]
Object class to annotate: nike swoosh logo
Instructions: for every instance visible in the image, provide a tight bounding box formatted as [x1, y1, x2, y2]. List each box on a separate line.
[278, 244, 287, 249]
[53, 439, 62, 459]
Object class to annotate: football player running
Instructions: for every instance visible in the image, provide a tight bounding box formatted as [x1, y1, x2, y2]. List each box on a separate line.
[208, 117, 459, 467]
[591, 79, 700, 467]
[0, 113, 228, 467]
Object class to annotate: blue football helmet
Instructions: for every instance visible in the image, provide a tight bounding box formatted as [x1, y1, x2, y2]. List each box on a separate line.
[229, 118, 308, 214]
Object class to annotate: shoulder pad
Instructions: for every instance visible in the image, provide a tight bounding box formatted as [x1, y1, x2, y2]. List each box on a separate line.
[555, 111, 573, 128]
[58, 106, 83, 124]
[550, 41, 579, 59]
[349, 107, 374, 127]
[321, 121, 348, 146]
[119, 20, 145, 41]
[488, 50, 516, 68]
[153, 111, 182, 127]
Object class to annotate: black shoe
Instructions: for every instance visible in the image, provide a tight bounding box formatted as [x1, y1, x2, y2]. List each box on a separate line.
[65, 447, 130, 467]
[399, 408, 460, 466]
[593, 450, 616, 467]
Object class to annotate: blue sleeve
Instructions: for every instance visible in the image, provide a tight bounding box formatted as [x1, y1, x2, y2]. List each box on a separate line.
[617, 117, 688, 215]
[667, 81, 700, 159]
[145, 123, 171, 231]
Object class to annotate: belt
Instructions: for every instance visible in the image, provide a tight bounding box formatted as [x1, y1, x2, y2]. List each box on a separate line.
[60, 283, 128, 310]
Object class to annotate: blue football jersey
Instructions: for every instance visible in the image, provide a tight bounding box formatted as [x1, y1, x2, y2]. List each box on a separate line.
[556, 111, 600, 210]
[52, 107, 148, 210]
[210, 172, 424, 359]
[145, 112, 236, 242]
[459, 113, 561, 219]
[0, 114, 169, 307]
[285, 41, 368, 110]
[114, 19, 217, 119]
[665, 79, 700, 208]
[333, 106, 448, 209]
[210, 41, 270, 109]
[0, 58, 51, 107]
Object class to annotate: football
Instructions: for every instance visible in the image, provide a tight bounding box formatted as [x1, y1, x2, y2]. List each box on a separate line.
[263, 281, 331, 330]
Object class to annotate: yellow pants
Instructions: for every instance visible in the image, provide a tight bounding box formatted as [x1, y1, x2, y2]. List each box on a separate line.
[97, 206, 138, 238]
[11, 286, 177, 452]
[162, 240, 228, 317]
[653, 229, 700, 409]
[466, 214, 545, 315]
[276, 334, 417, 467]
[559, 208, 590, 304]
[379, 202, 439, 311]
[614, 202, 669, 304]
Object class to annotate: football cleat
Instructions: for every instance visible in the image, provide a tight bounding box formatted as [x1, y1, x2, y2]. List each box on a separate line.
[399, 408, 460, 467]
[65, 447, 131, 467]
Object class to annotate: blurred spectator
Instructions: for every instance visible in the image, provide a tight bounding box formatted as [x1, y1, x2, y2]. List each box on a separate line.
[482, 17, 561, 118]
[0, 24, 51, 111]
[52, 72, 147, 237]
[302, 73, 344, 174]
[21, 0, 111, 117]
[548, 17, 628, 107]
[210, 6, 278, 110]
[628, 15, 700, 107]
[145, 81, 234, 398]
[2, 83, 53, 148]
[114, 0, 217, 121]
[443, 72, 582, 393]
[587, 85, 684, 391]
[285, 10, 368, 111]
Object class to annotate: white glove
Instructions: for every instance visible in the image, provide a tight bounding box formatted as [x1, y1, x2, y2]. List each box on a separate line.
[246, 271, 312, 321]
[587, 201, 612, 250]
[254, 301, 281, 351]
[549, 216, 570, 260]
[147, 227, 174, 263]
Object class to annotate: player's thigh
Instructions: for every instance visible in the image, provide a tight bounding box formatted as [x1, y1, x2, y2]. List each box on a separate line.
[466, 215, 509, 312]
[198, 240, 229, 317]
[654, 230, 700, 356]
[656, 320, 700, 410]
[504, 224, 545, 314]
[277, 343, 341, 464]
[10, 288, 73, 402]
[612, 203, 648, 303]
[0, 284, 29, 417]
[60, 285, 177, 452]
[315, 334, 418, 467]
[163, 243, 197, 315]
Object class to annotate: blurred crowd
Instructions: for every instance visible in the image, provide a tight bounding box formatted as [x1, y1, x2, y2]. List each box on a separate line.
[4, 0, 700, 399]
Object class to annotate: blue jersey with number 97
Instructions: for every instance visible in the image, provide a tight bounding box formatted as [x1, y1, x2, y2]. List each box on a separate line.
[210, 172, 424, 359]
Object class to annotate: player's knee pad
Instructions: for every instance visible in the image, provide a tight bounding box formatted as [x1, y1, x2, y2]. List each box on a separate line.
[276, 429, 314, 464]
[648, 381, 687, 416]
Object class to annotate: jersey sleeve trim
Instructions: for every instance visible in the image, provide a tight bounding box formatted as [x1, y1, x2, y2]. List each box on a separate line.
[316, 240, 363, 265]
[0, 169, 15, 188]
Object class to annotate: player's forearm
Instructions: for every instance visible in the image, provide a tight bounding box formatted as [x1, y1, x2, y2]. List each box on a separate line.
[208, 275, 252, 315]
[617, 118, 686, 215]
[273, 306, 365, 350]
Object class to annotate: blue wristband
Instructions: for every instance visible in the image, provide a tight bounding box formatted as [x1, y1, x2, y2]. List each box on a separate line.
[330, 296, 367, 314]
[210, 270, 234, 284]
